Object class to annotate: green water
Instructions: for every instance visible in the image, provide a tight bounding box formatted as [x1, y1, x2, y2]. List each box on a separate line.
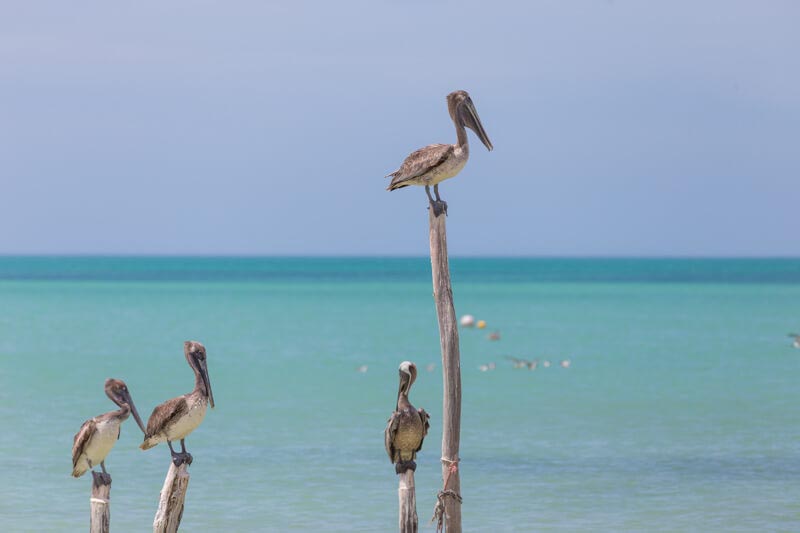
[0, 257, 799, 531]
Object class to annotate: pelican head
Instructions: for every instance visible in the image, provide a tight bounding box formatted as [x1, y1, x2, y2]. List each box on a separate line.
[104, 378, 146, 433]
[184, 340, 215, 408]
[447, 90, 493, 151]
[398, 360, 418, 396]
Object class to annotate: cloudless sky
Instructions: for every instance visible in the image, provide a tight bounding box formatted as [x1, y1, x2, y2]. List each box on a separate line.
[1, 1, 798, 256]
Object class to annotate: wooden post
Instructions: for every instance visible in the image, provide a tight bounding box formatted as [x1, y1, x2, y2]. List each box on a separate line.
[153, 463, 190, 533]
[90, 472, 111, 533]
[428, 209, 462, 533]
[398, 469, 418, 533]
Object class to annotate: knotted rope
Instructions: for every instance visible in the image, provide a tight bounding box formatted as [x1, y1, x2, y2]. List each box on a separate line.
[431, 457, 462, 532]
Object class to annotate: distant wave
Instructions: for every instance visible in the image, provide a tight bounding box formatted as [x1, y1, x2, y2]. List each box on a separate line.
[0, 257, 798, 284]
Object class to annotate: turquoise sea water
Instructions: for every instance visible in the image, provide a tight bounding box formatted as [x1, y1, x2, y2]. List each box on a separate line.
[1, 257, 799, 532]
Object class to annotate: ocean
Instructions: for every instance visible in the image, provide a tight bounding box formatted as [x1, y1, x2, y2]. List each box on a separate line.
[0, 257, 798, 531]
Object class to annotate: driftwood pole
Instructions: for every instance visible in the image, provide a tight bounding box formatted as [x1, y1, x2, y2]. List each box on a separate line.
[428, 209, 463, 533]
[398, 469, 418, 532]
[90, 472, 111, 533]
[153, 463, 190, 533]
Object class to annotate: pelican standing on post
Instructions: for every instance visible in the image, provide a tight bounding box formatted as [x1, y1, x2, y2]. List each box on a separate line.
[385, 361, 430, 474]
[140, 341, 215, 466]
[386, 90, 493, 217]
[72, 378, 146, 482]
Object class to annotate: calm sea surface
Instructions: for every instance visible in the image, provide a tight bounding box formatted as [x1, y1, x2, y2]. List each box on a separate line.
[1, 257, 799, 532]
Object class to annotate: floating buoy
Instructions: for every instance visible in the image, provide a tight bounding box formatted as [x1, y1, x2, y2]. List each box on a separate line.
[460, 315, 476, 327]
[356, 365, 368, 373]
[560, 360, 571, 368]
[476, 320, 487, 329]
[542, 360, 551, 368]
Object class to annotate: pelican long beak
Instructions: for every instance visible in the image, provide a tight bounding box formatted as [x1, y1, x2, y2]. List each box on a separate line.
[123, 391, 147, 434]
[396, 369, 410, 406]
[200, 360, 215, 408]
[462, 99, 493, 151]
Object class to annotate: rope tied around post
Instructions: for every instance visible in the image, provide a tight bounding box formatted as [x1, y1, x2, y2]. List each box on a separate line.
[431, 457, 463, 532]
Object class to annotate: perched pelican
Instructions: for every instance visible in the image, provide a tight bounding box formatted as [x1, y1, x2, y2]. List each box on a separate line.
[384, 361, 430, 474]
[141, 341, 215, 466]
[386, 90, 493, 216]
[789, 333, 800, 349]
[72, 378, 145, 482]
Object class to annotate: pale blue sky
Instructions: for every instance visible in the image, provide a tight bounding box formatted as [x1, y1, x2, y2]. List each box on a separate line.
[1, 1, 798, 256]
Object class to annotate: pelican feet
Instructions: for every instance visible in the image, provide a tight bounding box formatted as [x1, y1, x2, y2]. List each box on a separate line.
[170, 451, 193, 467]
[429, 200, 448, 218]
[91, 470, 112, 487]
[395, 460, 417, 475]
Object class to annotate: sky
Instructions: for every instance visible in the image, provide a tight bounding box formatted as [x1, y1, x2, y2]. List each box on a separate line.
[1, 1, 798, 256]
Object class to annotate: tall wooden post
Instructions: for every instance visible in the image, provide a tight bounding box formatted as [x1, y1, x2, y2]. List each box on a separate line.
[428, 209, 462, 533]
[153, 463, 190, 533]
[398, 469, 418, 532]
[90, 472, 111, 533]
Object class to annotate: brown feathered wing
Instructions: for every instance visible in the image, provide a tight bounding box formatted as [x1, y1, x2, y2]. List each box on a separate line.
[384, 411, 400, 463]
[416, 408, 430, 453]
[386, 144, 454, 190]
[141, 396, 188, 449]
[72, 418, 97, 472]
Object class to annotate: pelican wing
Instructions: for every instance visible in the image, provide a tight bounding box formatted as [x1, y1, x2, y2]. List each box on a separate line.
[416, 408, 430, 453]
[384, 411, 400, 463]
[144, 396, 188, 439]
[72, 418, 97, 469]
[386, 144, 454, 190]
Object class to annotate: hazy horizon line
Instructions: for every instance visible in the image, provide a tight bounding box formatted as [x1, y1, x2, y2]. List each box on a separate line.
[1, 253, 799, 260]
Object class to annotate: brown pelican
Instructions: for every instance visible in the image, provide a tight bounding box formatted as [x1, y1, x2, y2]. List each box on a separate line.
[72, 378, 146, 482]
[384, 361, 430, 474]
[386, 90, 493, 216]
[140, 341, 215, 466]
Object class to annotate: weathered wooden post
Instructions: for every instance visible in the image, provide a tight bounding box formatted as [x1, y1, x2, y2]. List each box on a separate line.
[90, 472, 111, 533]
[153, 463, 190, 533]
[428, 209, 463, 533]
[398, 469, 418, 532]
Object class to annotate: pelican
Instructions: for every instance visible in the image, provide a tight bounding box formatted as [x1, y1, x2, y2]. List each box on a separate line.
[789, 333, 800, 348]
[141, 341, 215, 466]
[386, 90, 493, 216]
[72, 378, 145, 482]
[384, 361, 430, 474]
